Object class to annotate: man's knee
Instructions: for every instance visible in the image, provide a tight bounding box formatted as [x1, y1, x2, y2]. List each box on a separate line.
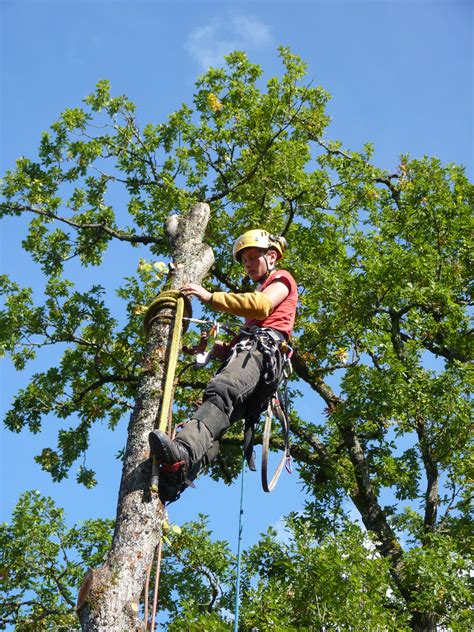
[193, 399, 230, 438]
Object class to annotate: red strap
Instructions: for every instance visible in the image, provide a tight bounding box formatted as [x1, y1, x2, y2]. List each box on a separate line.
[161, 460, 186, 472]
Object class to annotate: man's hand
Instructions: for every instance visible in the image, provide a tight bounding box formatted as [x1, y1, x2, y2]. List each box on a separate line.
[180, 283, 212, 304]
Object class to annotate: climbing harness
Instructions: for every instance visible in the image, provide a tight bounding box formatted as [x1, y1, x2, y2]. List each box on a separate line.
[228, 325, 285, 383]
[235, 326, 293, 491]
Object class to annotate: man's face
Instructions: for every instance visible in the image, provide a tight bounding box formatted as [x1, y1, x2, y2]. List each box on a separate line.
[240, 247, 276, 281]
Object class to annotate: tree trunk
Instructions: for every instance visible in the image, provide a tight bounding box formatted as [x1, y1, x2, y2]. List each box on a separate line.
[411, 611, 438, 631]
[77, 203, 214, 631]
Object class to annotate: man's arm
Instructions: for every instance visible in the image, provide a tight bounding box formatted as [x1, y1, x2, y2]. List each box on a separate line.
[180, 281, 289, 319]
[261, 280, 290, 309]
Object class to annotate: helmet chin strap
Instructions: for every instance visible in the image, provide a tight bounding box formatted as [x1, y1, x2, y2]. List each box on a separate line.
[257, 252, 274, 285]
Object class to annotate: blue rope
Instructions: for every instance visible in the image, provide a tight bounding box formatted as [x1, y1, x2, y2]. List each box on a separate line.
[233, 455, 246, 632]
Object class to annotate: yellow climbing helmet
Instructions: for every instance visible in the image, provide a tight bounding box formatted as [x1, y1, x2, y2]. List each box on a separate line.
[232, 229, 287, 262]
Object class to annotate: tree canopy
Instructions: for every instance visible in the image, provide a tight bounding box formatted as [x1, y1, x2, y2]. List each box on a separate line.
[1, 48, 472, 630]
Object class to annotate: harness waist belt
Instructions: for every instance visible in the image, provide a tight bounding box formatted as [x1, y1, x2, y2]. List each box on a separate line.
[239, 325, 286, 343]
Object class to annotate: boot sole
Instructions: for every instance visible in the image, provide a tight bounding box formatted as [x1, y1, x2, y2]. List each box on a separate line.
[159, 477, 182, 502]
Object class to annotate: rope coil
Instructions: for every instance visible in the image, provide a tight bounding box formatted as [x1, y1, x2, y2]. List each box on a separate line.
[143, 290, 192, 337]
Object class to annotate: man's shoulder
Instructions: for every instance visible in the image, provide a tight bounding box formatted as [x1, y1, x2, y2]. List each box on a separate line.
[270, 269, 297, 289]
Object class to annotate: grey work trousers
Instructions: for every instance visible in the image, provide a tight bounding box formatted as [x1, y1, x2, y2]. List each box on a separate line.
[177, 344, 282, 465]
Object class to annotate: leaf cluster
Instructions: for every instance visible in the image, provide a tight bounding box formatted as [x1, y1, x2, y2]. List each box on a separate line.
[0, 491, 113, 631]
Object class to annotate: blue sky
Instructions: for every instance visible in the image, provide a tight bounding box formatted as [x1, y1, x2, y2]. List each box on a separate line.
[0, 0, 472, 574]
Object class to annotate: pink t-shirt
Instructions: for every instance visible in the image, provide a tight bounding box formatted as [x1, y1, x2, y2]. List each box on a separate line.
[245, 269, 298, 338]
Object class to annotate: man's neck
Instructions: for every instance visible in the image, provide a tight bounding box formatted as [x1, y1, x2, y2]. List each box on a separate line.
[257, 268, 275, 288]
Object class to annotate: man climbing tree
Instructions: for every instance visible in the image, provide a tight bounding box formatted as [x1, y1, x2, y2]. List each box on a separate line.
[149, 228, 298, 502]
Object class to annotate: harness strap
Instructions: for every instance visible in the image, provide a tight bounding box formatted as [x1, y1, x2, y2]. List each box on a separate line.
[239, 326, 286, 384]
[261, 395, 291, 492]
[235, 325, 293, 491]
[243, 417, 258, 472]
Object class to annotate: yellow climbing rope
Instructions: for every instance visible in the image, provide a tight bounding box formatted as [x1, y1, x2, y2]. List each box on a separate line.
[142, 290, 193, 631]
[143, 290, 192, 491]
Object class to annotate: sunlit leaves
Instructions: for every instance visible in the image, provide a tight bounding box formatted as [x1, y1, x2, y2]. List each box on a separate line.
[0, 491, 113, 631]
[1, 278, 138, 482]
[241, 520, 409, 630]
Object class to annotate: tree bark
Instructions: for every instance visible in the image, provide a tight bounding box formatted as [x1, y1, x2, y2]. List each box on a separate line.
[411, 611, 438, 631]
[77, 203, 214, 631]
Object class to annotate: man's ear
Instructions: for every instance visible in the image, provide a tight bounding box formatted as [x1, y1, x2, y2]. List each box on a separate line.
[268, 249, 278, 265]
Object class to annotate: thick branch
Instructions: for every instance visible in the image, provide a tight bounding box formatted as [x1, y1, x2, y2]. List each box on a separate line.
[378, 304, 470, 363]
[389, 315, 441, 535]
[400, 330, 469, 363]
[389, 308, 407, 361]
[2, 203, 162, 246]
[212, 266, 241, 292]
[339, 420, 404, 569]
[292, 350, 342, 409]
[375, 176, 402, 207]
[290, 424, 330, 462]
[415, 418, 439, 534]
[292, 350, 406, 579]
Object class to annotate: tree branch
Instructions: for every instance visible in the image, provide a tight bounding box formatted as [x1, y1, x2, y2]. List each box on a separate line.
[415, 418, 439, 535]
[292, 349, 342, 409]
[389, 313, 441, 536]
[291, 349, 407, 580]
[206, 99, 305, 203]
[400, 330, 469, 363]
[2, 202, 162, 246]
[72, 373, 139, 405]
[375, 176, 402, 207]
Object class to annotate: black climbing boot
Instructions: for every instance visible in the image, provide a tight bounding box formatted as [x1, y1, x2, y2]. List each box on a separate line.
[149, 429, 190, 467]
[149, 430, 191, 503]
[158, 459, 201, 504]
[158, 418, 219, 502]
[149, 402, 228, 503]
